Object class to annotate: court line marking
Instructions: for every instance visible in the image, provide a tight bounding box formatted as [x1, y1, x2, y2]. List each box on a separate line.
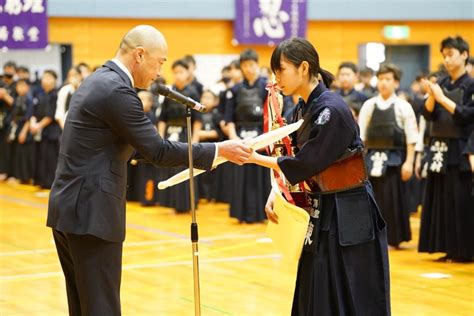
[0, 254, 281, 281]
[0, 233, 265, 257]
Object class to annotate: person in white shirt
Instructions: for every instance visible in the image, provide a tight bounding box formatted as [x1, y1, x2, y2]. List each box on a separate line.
[55, 67, 82, 129]
[358, 63, 418, 248]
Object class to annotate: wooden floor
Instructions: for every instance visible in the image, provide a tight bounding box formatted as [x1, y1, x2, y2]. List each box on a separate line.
[0, 182, 473, 316]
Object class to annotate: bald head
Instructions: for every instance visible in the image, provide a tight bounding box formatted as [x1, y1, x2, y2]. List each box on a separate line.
[115, 25, 168, 89]
[118, 25, 167, 54]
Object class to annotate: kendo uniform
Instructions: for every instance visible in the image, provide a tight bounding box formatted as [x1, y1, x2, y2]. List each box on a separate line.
[359, 94, 417, 247]
[197, 106, 223, 201]
[8, 94, 35, 182]
[418, 73, 474, 262]
[404, 92, 426, 213]
[158, 84, 201, 212]
[278, 82, 390, 316]
[0, 81, 16, 176]
[127, 110, 159, 206]
[211, 88, 234, 203]
[464, 131, 474, 196]
[190, 77, 204, 99]
[360, 84, 378, 100]
[225, 77, 271, 223]
[336, 88, 368, 117]
[33, 89, 60, 189]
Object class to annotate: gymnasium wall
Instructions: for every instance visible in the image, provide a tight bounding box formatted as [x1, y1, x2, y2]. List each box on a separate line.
[48, 18, 474, 79]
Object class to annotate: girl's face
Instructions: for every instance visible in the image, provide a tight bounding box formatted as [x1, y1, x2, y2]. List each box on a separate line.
[274, 56, 304, 96]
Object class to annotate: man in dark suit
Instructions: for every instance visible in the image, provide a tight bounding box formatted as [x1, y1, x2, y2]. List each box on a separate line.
[47, 25, 251, 316]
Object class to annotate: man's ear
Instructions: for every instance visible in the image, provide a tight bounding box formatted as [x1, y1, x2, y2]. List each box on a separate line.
[135, 47, 145, 63]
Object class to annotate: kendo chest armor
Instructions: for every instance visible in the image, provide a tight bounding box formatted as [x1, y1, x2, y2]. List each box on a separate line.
[165, 100, 187, 127]
[429, 87, 463, 139]
[201, 109, 217, 131]
[13, 96, 29, 121]
[341, 93, 363, 114]
[235, 85, 263, 126]
[365, 103, 405, 150]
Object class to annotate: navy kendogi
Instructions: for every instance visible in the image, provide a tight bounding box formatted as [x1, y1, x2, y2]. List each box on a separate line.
[158, 84, 201, 212]
[127, 110, 159, 206]
[0, 80, 16, 176]
[33, 88, 60, 189]
[225, 76, 271, 223]
[418, 73, 474, 261]
[197, 106, 223, 201]
[277, 82, 391, 316]
[336, 87, 368, 116]
[8, 92, 36, 182]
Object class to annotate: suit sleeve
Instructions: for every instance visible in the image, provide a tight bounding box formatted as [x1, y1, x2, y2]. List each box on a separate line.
[103, 85, 215, 170]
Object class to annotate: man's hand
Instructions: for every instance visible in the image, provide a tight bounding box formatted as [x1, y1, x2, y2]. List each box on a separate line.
[30, 123, 40, 135]
[420, 79, 433, 96]
[217, 139, 252, 165]
[18, 131, 27, 144]
[427, 81, 446, 104]
[414, 153, 422, 180]
[401, 161, 413, 181]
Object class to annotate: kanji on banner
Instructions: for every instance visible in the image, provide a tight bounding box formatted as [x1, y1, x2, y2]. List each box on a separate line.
[234, 0, 307, 45]
[0, 0, 48, 49]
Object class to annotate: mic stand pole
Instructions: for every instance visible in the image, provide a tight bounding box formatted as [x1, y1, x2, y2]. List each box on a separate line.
[185, 107, 201, 316]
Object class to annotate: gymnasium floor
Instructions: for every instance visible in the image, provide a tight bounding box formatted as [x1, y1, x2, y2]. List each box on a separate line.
[0, 182, 473, 315]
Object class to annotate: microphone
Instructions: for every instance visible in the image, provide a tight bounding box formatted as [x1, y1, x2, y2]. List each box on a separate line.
[155, 84, 206, 112]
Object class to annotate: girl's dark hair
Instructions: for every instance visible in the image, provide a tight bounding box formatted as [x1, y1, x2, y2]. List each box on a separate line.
[271, 37, 334, 88]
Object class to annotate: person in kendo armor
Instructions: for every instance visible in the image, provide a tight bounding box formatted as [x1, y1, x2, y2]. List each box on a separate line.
[224, 49, 271, 223]
[127, 90, 160, 206]
[336, 61, 368, 120]
[7, 79, 36, 183]
[30, 70, 61, 190]
[358, 63, 418, 248]
[248, 38, 391, 316]
[214, 60, 243, 203]
[157, 59, 202, 213]
[418, 36, 474, 262]
[197, 89, 224, 201]
[0, 61, 17, 180]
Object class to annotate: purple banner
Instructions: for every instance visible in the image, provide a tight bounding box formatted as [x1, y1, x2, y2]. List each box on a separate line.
[234, 0, 307, 45]
[0, 0, 48, 50]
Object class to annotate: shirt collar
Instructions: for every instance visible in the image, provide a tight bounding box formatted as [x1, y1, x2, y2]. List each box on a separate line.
[376, 93, 397, 107]
[111, 58, 134, 87]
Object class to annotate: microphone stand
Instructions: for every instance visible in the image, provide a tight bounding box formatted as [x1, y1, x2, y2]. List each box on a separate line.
[185, 107, 201, 316]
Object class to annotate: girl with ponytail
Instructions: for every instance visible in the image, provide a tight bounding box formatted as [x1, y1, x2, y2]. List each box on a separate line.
[247, 38, 391, 315]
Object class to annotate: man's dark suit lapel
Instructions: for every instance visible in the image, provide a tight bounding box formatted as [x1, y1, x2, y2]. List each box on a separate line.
[103, 60, 133, 88]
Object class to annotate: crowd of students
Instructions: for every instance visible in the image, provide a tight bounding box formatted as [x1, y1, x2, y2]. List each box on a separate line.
[1, 35, 472, 262]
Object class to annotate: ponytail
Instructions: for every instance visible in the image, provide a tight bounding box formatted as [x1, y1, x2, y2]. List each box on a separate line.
[318, 67, 335, 88]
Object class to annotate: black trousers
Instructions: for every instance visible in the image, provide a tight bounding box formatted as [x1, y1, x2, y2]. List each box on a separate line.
[52, 229, 122, 316]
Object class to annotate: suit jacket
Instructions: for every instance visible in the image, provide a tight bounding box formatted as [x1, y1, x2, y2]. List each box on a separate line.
[47, 61, 215, 242]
